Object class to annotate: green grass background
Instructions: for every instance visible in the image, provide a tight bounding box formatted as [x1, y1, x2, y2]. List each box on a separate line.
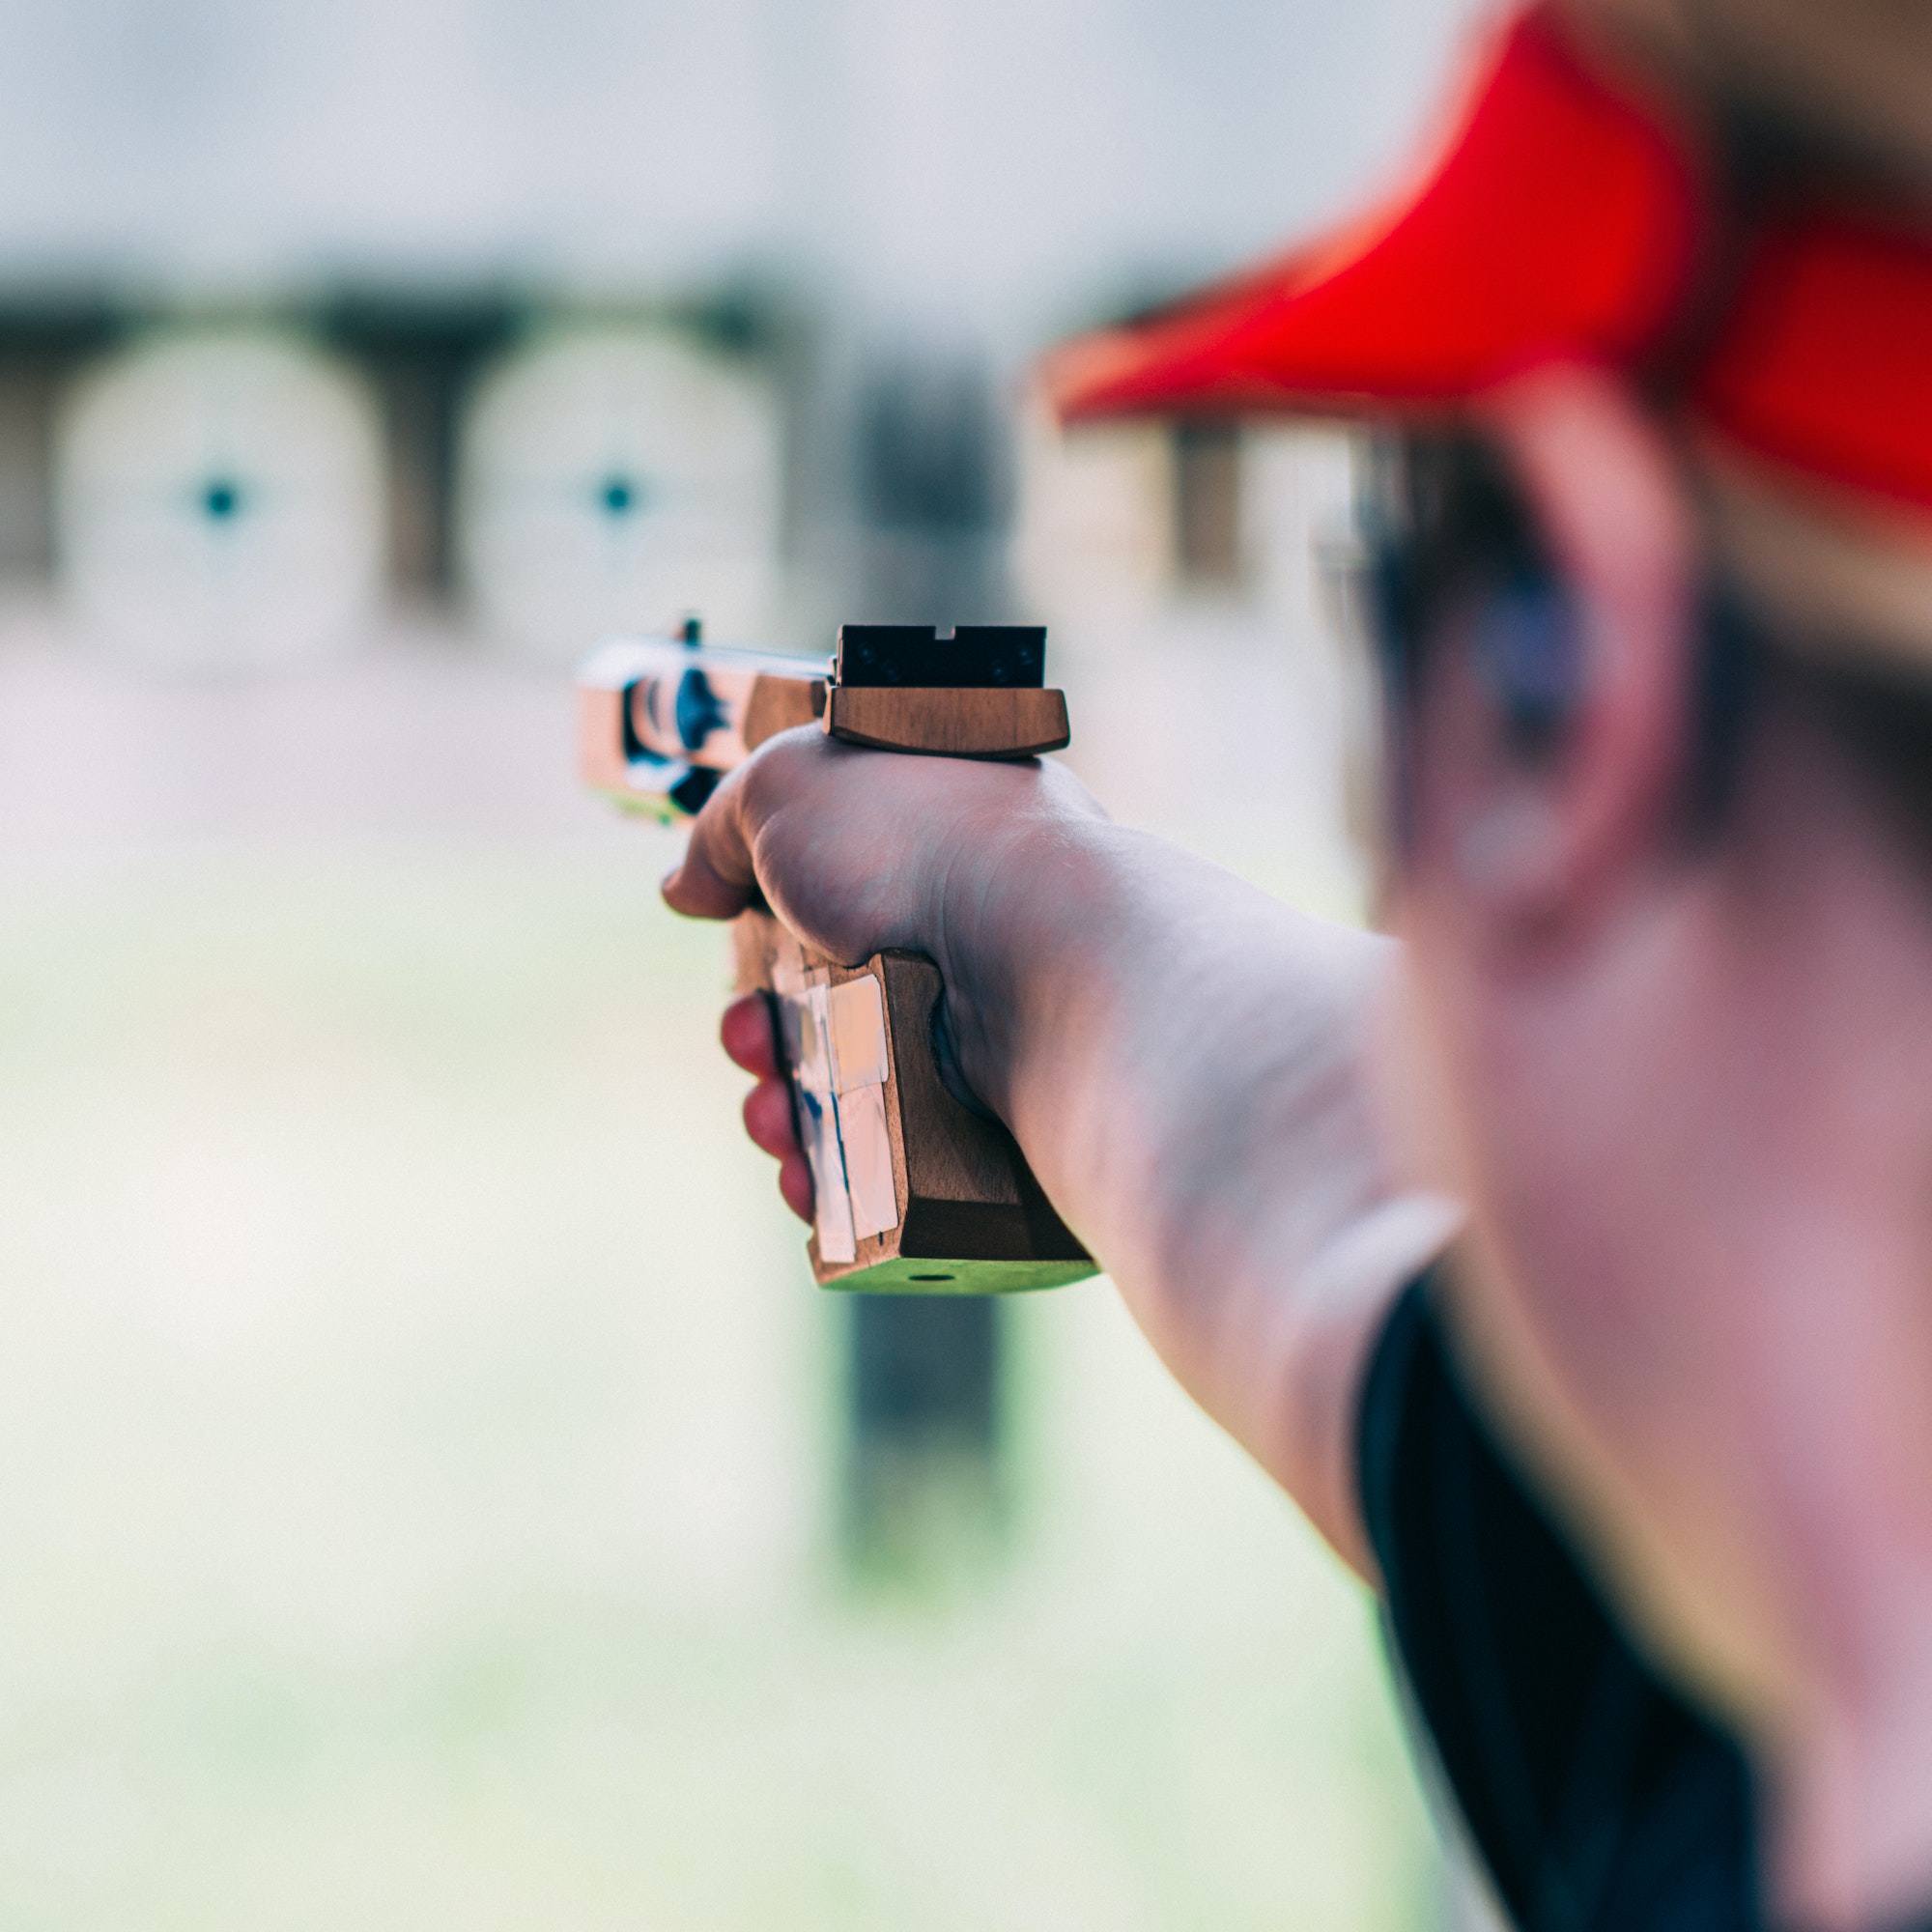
[0, 837, 1431, 1929]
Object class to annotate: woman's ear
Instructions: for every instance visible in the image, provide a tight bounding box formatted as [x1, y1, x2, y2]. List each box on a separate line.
[1416, 364, 1698, 936]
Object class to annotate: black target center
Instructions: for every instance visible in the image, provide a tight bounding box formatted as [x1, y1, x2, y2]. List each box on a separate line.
[599, 474, 640, 517]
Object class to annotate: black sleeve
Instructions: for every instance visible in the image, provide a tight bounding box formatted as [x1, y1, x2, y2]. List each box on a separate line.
[1356, 1277, 1762, 1932]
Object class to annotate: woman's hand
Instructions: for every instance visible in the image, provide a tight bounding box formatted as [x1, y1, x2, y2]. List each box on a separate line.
[663, 724, 1109, 1128]
[663, 722, 1448, 1575]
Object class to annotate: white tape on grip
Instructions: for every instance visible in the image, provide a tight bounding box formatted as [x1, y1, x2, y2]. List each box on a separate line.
[776, 966, 900, 1265]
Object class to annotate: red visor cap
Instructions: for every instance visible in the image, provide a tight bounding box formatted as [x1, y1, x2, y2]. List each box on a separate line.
[1044, 7, 1711, 422]
[1696, 209, 1932, 517]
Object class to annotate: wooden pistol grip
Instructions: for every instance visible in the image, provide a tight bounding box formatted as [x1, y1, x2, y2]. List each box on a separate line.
[742, 673, 826, 752]
[731, 910, 1094, 1294]
[823, 686, 1068, 759]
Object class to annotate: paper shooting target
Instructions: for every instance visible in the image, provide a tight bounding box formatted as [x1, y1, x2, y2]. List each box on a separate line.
[54, 332, 386, 671]
[456, 328, 781, 663]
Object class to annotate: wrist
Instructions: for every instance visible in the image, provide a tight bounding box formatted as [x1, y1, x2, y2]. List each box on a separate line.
[925, 807, 1124, 1126]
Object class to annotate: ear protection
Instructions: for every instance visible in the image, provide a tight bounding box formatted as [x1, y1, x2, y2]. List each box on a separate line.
[1469, 574, 1585, 752]
[1361, 430, 1588, 856]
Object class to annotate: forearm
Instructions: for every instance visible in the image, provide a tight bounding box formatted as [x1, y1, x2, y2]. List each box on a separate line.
[937, 818, 1456, 1566]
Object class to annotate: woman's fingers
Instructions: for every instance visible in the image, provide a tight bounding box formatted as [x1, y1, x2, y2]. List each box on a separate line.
[721, 991, 779, 1078]
[725, 998, 813, 1225]
[661, 727, 827, 924]
[777, 1151, 815, 1224]
[742, 1075, 800, 1159]
[661, 771, 757, 921]
[748, 1083, 813, 1224]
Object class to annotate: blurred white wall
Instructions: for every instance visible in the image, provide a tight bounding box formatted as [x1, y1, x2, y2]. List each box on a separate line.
[0, 0, 1485, 341]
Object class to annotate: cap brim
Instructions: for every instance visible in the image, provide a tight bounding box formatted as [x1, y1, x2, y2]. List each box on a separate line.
[1041, 8, 1705, 424]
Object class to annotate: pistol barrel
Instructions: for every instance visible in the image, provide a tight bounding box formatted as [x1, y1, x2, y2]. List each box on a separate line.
[578, 634, 827, 819]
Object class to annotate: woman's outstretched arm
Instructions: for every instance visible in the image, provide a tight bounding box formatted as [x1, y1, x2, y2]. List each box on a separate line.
[664, 727, 1458, 1572]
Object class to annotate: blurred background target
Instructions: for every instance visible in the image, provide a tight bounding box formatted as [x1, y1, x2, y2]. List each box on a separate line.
[53, 331, 385, 672]
[456, 327, 781, 663]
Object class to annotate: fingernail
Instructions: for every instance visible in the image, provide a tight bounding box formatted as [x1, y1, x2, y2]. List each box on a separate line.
[660, 867, 682, 898]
